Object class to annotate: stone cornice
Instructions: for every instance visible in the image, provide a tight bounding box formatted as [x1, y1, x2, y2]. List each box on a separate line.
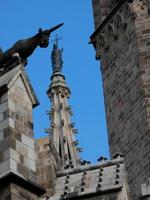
[57, 158, 124, 177]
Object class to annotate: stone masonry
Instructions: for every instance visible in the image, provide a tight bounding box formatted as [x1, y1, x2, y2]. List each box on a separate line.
[91, 0, 150, 199]
[0, 64, 45, 199]
[36, 137, 61, 197]
[48, 157, 130, 200]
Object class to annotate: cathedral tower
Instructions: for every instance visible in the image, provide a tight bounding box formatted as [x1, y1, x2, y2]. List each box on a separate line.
[91, 0, 150, 199]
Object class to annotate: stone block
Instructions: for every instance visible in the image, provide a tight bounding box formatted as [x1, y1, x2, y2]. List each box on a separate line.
[0, 119, 9, 131]
[0, 153, 3, 163]
[0, 93, 8, 102]
[10, 159, 17, 172]
[8, 101, 15, 112]
[0, 101, 8, 114]
[0, 131, 3, 140]
[24, 157, 36, 171]
[21, 133, 34, 149]
[10, 148, 20, 162]
[9, 137, 16, 150]
[3, 150, 9, 161]
[3, 127, 13, 138]
[0, 138, 10, 152]
[15, 121, 24, 133]
[9, 118, 15, 129]
[0, 113, 3, 122]
[17, 163, 30, 179]
[15, 131, 21, 141]
[16, 140, 28, 157]
[0, 160, 10, 175]
[28, 147, 35, 160]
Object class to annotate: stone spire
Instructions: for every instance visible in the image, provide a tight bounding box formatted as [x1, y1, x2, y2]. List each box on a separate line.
[47, 40, 80, 169]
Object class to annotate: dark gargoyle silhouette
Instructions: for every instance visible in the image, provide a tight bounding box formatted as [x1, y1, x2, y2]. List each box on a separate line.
[0, 23, 64, 68]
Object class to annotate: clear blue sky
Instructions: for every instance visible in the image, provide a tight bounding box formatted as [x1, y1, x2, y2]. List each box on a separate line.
[0, 0, 109, 162]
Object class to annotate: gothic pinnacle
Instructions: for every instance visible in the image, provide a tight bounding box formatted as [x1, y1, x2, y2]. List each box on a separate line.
[47, 41, 81, 169]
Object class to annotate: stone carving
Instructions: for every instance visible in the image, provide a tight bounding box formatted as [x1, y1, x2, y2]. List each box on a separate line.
[93, 2, 133, 59]
[0, 23, 64, 69]
[51, 87, 70, 98]
[92, 0, 150, 61]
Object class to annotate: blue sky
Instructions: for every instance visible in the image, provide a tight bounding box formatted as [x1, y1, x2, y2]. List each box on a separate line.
[0, 0, 109, 162]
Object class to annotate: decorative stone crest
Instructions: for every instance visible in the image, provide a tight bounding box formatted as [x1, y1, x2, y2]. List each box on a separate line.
[93, 2, 132, 59]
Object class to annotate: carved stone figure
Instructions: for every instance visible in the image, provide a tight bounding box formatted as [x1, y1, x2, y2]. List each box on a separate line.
[51, 43, 63, 73]
[0, 23, 64, 68]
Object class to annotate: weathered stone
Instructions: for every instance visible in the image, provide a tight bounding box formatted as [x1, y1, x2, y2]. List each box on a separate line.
[91, 0, 150, 199]
[36, 137, 61, 196]
[0, 66, 43, 199]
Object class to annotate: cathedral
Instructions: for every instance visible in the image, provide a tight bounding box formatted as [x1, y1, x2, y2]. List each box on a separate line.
[0, 0, 150, 199]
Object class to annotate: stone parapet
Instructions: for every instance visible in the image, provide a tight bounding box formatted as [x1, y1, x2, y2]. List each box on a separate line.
[47, 158, 130, 200]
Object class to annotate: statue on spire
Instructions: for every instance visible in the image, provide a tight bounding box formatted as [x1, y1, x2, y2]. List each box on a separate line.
[51, 35, 63, 73]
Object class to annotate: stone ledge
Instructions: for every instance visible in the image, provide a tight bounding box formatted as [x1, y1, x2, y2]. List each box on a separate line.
[52, 185, 122, 200]
[0, 171, 46, 196]
[57, 158, 124, 177]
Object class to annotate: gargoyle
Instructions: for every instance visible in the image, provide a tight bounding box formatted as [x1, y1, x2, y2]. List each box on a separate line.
[0, 23, 64, 68]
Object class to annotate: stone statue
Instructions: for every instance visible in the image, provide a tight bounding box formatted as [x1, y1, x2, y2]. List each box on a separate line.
[0, 23, 64, 69]
[51, 43, 63, 73]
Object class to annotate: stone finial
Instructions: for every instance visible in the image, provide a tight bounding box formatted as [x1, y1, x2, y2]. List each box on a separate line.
[97, 156, 107, 162]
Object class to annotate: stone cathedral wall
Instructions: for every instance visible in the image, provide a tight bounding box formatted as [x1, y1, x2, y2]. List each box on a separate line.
[92, 0, 120, 28]
[91, 1, 150, 199]
[36, 137, 61, 197]
[0, 74, 36, 182]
